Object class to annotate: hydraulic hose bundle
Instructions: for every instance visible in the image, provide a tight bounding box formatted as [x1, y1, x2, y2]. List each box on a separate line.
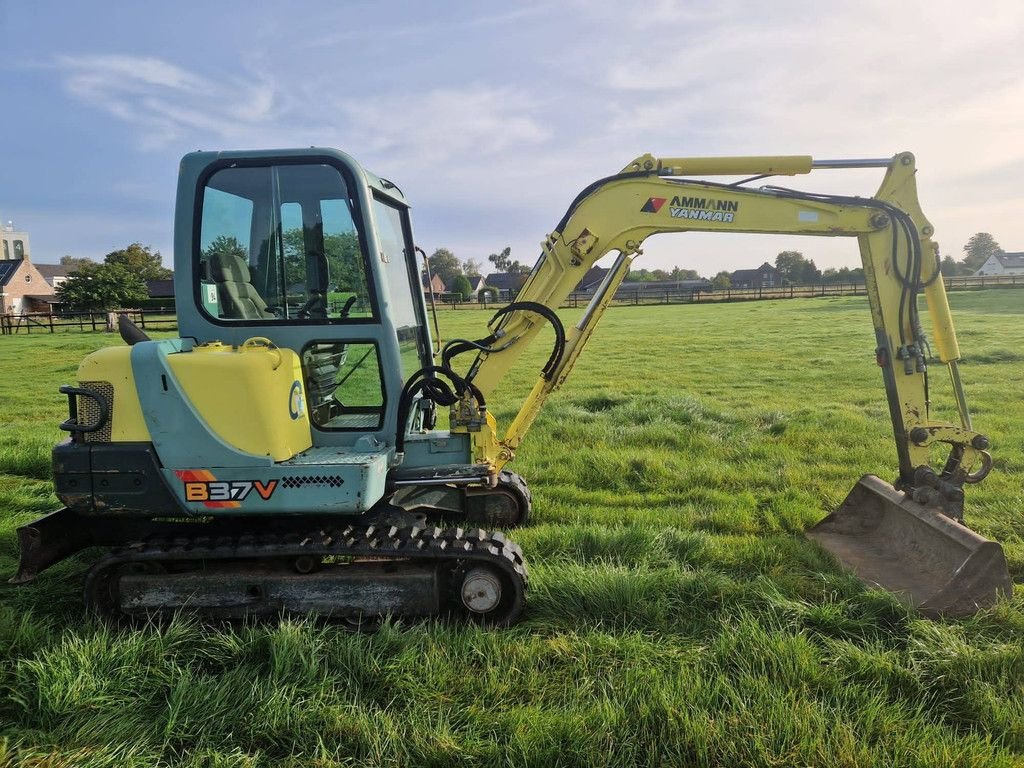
[396, 301, 566, 451]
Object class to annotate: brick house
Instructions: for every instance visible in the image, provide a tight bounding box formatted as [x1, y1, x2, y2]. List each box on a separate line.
[0, 258, 56, 314]
[421, 271, 446, 298]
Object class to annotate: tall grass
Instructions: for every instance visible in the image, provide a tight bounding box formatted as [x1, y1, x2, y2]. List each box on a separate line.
[0, 291, 1021, 766]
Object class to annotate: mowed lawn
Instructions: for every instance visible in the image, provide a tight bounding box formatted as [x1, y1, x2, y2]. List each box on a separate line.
[1, 290, 1022, 767]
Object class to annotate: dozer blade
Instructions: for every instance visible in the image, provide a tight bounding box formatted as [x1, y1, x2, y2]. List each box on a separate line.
[807, 474, 1012, 617]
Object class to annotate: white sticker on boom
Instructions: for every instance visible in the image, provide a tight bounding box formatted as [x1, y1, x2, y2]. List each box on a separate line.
[798, 211, 819, 222]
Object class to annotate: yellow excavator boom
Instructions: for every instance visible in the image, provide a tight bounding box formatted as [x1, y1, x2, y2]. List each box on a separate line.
[445, 151, 1010, 615]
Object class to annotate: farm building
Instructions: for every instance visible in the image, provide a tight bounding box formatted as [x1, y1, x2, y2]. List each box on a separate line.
[730, 262, 781, 289]
[974, 251, 1024, 276]
[485, 272, 529, 299]
[615, 278, 712, 299]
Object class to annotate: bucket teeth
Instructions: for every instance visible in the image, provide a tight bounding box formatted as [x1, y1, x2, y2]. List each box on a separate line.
[807, 474, 1012, 617]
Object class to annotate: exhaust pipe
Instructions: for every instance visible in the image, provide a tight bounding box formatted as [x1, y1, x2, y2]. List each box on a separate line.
[807, 475, 1012, 617]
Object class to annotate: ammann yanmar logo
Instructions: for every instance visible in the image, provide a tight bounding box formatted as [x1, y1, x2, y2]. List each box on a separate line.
[642, 195, 740, 223]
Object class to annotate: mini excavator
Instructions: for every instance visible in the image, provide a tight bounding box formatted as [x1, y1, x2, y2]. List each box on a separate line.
[10, 148, 1013, 623]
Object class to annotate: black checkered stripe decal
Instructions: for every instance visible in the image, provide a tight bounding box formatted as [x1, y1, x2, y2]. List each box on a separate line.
[279, 475, 345, 489]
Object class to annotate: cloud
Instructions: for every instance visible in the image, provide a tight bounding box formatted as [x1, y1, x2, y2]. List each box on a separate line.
[334, 86, 550, 168]
[303, 6, 551, 48]
[42, 2, 1024, 274]
[56, 54, 280, 149]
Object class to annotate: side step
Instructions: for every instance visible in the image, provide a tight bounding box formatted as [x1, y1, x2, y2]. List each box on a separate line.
[807, 474, 1013, 616]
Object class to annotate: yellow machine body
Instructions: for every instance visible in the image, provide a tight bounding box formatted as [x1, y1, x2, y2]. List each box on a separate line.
[167, 341, 312, 461]
[74, 339, 313, 462]
[76, 347, 150, 443]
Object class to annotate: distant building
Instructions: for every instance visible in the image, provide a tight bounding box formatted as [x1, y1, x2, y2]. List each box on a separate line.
[730, 262, 781, 289]
[573, 266, 610, 294]
[34, 263, 74, 288]
[1, 220, 30, 262]
[421, 271, 446, 298]
[146, 279, 176, 299]
[465, 275, 486, 296]
[484, 272, 528, 299]
[975, 252, 1024, 276]
[0, 258, 55, 314]
[615, 278, 712, 299]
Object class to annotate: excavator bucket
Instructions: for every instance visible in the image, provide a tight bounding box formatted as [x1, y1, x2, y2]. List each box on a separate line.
[807, 474, 1012, 617]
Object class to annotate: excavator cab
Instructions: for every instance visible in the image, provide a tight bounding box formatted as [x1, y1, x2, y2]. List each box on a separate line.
[179, 149, 429, 446]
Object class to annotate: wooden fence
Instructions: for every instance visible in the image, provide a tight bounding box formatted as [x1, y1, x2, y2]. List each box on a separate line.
[433, 272, 1024, 310]
[0, 309, 177, 335]
[1, 274, 1020, 332]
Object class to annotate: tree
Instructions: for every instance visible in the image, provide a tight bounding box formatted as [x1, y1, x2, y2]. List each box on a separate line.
[104, 243, 172, 280]
[940, 255, 966, 277]
[711, 270, 732, 289]
[57, 262, 149, 310]
[960, 232, 1002, 272]
[462, 258, 482, 277]
[278, 229, 368, 296]
[670, 266, 700, 280]
[427, 248, 463, 287]
[59, 255, 94, 271]
[821, 266, 865, 284]
[774, 251, 807, 284]
[488, 246, 512, 272]
[799, 258, 822, 284]
[448, 274, 472, 300]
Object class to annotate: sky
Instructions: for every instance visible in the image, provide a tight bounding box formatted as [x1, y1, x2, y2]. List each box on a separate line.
[2, 0, 1024, 277]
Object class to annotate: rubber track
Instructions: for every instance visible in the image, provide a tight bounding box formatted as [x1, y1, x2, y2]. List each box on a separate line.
[498, 470, 533, 515]
[85, 523, 528, 626]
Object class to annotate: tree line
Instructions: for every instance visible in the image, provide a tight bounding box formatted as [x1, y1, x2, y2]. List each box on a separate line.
[50, 231, 1008, 310]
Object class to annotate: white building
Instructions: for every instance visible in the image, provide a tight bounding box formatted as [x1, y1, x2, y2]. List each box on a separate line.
[975, 251, 1024, 276]
[1, 220, 30, 261]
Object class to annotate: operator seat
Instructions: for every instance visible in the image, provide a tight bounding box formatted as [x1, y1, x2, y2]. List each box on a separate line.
[209, 252, 276, 320]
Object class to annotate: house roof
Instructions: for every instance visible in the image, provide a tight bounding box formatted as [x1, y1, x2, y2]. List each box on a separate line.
[994, 252, 1024, 269]
[574, 266, 609, 292]
[485, 272, 529, 291]
[34, 263, 73, 280]
[421, 272, 445, 290]
[146, 279, 175, 298]
[0, 260, 19, 287]
[466, 275, 486, 291]
[730, 262, 778, 281]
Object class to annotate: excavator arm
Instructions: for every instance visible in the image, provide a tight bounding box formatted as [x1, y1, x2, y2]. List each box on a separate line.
[454, 152, 989, 507]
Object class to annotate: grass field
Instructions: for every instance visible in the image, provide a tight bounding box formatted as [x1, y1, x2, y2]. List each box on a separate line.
[1, 290, 1022, 767]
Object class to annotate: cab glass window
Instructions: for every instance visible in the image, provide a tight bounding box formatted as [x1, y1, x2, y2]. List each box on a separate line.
[198, 163, 373, 322]
[303, 342, 384, 430]
[372, 197, 430, 377]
